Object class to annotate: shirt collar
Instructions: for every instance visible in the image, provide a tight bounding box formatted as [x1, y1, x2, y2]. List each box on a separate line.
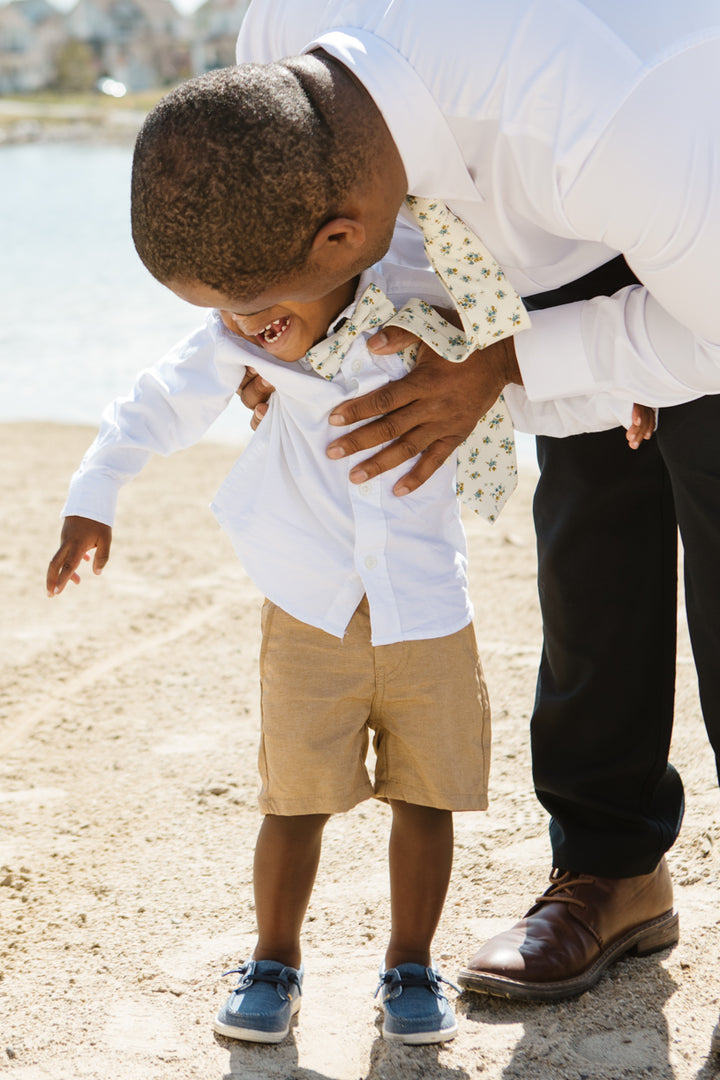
[305, 28, 484, 205]
[295, 266, 380, 370]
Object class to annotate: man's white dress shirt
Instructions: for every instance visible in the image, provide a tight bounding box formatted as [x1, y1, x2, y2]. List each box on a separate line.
[63, 263, 478, 646]
[236, 0, 720, 433]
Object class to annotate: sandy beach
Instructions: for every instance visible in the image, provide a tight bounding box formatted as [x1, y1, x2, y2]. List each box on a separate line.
[1, 419, 719, 1080]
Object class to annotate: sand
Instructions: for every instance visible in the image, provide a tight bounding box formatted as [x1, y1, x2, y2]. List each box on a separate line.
[1, 420, 719, 1080]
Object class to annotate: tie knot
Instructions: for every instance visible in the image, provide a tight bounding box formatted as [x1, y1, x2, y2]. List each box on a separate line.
[305, 282, 397, 379]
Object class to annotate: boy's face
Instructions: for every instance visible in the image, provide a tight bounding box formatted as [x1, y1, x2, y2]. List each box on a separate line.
[169, 277, 358, 362]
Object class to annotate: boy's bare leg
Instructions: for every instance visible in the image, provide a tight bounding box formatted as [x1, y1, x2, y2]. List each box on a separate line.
[253, 813, 330, 969]
[385, 800, 453, 969]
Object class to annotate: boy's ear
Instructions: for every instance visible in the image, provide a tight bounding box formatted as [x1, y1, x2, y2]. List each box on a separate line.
[310, 217, 367, 257]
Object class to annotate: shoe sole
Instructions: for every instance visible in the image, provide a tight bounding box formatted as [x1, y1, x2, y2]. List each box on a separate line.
[457, 909, 679, 1002]
[382, 1019, 458, 1045]
[213, 996, 301, 1043]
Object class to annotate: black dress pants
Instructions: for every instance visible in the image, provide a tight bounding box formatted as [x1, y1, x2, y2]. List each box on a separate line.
[532, 394, 720, 877]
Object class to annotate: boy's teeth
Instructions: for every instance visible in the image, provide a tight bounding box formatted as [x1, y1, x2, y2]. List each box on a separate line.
[260, 317, 289, 343]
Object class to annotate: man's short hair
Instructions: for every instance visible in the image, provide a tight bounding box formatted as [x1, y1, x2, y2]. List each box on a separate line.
[131, 64, 364, 298]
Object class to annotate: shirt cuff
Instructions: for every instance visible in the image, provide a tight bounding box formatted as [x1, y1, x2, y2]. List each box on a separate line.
[515, 302, 596, 402]
[504, 383, 633, 437]
[61, 478, 120, 527]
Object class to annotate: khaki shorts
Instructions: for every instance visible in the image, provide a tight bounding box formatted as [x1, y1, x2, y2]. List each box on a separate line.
[257, 597, 491, 815]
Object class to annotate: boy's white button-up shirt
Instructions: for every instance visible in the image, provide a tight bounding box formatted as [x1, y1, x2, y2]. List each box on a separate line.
[62, 264, 473, 646]
[236, 0, 720, 423]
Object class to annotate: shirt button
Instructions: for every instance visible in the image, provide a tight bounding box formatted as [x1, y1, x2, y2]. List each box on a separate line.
[351, 358, 363, 373]
[359, 482, 372, 496]
[364, 555, 377, 570]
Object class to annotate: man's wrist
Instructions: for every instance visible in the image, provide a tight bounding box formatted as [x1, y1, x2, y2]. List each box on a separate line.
[473, 337, 523, 393]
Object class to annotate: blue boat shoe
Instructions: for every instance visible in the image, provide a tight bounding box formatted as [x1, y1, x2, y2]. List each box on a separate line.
[214, 959, 303, 1043]
[375, 963, 459, 1044]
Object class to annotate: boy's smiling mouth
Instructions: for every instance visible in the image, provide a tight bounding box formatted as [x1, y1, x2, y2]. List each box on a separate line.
[257, 317, 291, 344]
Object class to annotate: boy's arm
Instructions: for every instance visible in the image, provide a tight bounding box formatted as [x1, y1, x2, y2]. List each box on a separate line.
[49, 315, 249, 597]
[63, 313, 248, 526]
[46, 516, 112, 596]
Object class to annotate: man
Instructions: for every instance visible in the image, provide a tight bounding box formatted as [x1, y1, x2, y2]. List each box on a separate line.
[130, 0, 720, 1015]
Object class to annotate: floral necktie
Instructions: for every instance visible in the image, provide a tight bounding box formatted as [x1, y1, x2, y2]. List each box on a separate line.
[305, 199, 531, 522]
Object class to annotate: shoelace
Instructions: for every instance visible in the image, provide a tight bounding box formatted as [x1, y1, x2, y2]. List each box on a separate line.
[222, 963, 302, 1000]
[374, 967, 460, 999]
[533, 869, 598, 910]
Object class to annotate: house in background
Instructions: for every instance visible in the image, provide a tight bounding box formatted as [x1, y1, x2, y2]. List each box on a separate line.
[0, 0, 250, 94]
[190, 0, 250, 73]
[62, 0, 191, 90]
[0, 0, 66, 92]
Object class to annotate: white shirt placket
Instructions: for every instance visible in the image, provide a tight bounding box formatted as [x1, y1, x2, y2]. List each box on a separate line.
[340, 351, 403, 643]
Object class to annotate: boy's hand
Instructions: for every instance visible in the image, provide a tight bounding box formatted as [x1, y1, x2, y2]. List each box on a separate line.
[46, 517, 112, 597]
[626, 404, 656, 449]
[237, 367, 275, 431]
[219, 312, 275, 431]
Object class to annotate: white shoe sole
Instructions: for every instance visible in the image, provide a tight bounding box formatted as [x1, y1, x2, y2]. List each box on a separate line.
[213, 995, 301, 1043]
[381, 1011, 458, 1045]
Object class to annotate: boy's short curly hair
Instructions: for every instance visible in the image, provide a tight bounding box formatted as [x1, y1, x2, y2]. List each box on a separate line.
[131, 63, 366, 298]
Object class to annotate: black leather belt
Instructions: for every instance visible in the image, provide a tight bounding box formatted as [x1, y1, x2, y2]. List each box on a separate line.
[522, 254, 640, 311]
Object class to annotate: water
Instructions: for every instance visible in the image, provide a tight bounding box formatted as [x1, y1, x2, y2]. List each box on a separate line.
[0, 140, 250, 443]
[0, 141, 536, 467]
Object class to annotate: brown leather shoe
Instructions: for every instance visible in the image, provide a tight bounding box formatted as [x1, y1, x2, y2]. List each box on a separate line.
[458, 859, 678, 1001]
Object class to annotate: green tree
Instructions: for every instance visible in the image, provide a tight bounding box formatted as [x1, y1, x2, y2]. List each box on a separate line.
[54, 40, 97, 93]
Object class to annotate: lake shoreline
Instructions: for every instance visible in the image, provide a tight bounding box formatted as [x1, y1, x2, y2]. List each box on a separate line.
[0, 105, 142, 146]
[0, 96, 153, 146]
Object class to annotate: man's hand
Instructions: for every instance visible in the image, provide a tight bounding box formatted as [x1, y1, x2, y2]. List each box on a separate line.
[46, 516, 112, 597]
[326, 328, 521, 495]
[237, 367, 275, 431]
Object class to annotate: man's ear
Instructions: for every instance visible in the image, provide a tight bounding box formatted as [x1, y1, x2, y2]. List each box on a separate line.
[310, 217, 367, 258]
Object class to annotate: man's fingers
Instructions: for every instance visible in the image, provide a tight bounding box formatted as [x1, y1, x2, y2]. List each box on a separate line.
[366, 325, 420, 354]
[328, 379, 419, 431]
[327, 340, 513, 490]
[346, 432, 461, 486]
[392, 439, 464, 495]
[342, 426, 431, 483]
[327, 400, 430, 461]
[328, 340, 491, 431]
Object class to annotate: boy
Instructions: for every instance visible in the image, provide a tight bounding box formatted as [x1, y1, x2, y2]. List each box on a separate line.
[47, 254, 495, 1046]
[47, 232, 655, 1045]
